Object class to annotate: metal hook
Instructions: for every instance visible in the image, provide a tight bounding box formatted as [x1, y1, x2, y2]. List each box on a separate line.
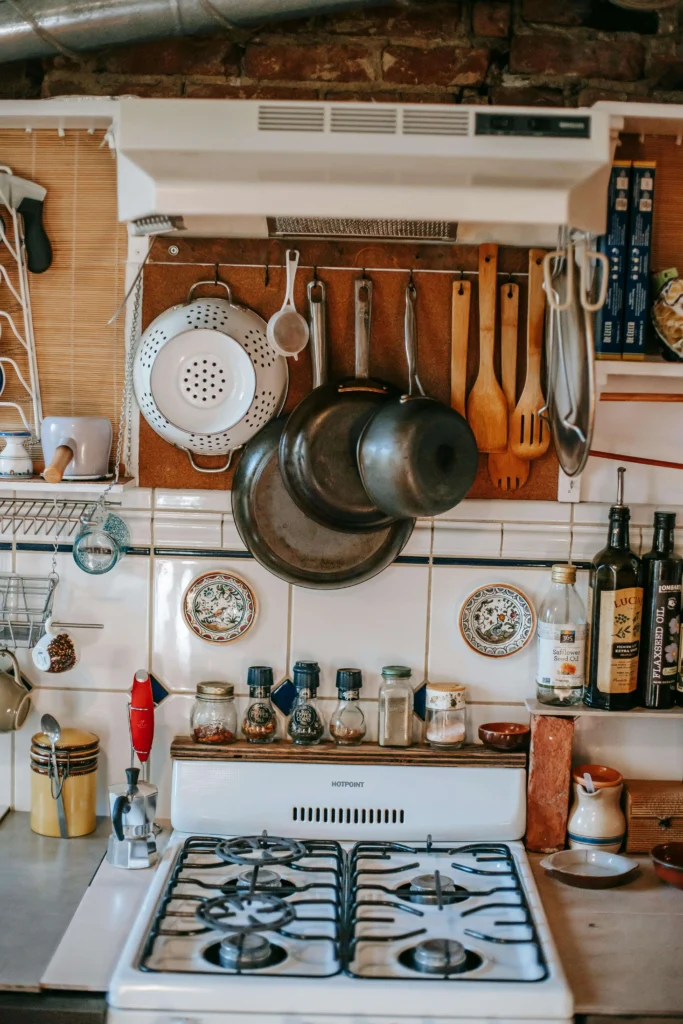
[507, 272, 514, 299]
[408, 269, 415, 287]
[312, 265, 318, 283]
[264, 263, 270, 287]
[213, 263, 219, 286]
[457, 269, 465, 296]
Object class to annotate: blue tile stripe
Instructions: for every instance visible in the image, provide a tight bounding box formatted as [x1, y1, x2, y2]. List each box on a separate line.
[433, 557, 592, 570]
[153, 547, 251, 558]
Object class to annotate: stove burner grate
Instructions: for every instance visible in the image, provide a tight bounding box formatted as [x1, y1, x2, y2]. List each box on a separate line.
[216, 832, 307, 868]
[196, 892, 296, 935]
[399, 939, 484, 977]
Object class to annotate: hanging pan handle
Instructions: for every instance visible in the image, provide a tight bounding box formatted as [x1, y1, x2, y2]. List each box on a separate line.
[580, 249, 609, 312]
[182, 446, 242, 474]
[543, 246, 574, 312]
[186, 280, 233, 304]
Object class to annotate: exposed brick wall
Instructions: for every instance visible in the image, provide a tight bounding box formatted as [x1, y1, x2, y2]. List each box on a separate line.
[2, 0, 683, 107]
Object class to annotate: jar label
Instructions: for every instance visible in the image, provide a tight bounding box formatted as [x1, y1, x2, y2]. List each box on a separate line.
[595, 586, 643, 694]
[426, 688, 466, 710]
[247, 702, 273, 726]
[536, 622, 586, 692]
[647, 582, 681, 685]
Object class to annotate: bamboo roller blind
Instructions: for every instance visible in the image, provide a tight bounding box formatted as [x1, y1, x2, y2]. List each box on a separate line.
[0, 129, 127, 464]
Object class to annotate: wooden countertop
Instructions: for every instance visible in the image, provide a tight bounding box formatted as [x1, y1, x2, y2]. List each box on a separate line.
[530, 853, 683, 1017]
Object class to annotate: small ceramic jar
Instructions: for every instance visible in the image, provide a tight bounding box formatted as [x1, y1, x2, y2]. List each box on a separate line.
[0, 430, 33, 477]
[30, 728, 99, 838]
[567, 763, 626, 853]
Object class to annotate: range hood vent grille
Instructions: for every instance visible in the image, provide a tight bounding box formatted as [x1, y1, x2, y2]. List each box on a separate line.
[257, 104, 325, 132]
[403, 109, 470, 136]
[330, 107, 398, 134]
[272, 217, 457, 240]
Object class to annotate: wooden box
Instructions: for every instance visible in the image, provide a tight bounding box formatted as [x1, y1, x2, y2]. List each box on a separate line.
[624, 779, 683, 853]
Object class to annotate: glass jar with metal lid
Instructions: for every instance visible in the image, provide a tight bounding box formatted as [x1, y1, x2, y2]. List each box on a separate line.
[191, 682, 237, 745]
[378, 665, 413, 747]
[424, 683, 467, 749]
[242, 666, 278, 744]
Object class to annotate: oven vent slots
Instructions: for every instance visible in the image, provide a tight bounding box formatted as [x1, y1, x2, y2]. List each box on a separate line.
[292, 806, 406, 825]
[271, 217, 456, 241]
[330, 107, 398, 134]
[257, 105, 325, 132]
[402, 109, 470, 136]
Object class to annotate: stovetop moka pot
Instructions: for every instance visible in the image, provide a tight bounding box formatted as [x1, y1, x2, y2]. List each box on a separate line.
[106, 767, 158, 869]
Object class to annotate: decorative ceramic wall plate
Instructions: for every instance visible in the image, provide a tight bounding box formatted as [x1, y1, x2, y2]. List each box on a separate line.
[459, 584, 535, 658]
[182, 571, 256, 644]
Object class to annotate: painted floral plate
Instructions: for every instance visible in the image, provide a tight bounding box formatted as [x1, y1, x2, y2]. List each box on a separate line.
[183, 570, 256, 644]
[459, 584, 535, 658]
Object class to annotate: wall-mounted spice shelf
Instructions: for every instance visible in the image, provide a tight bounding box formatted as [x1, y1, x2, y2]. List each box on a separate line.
[525, 698, 683, 720]
[595, 360, 683, 403]
[0, 476, 135, 495]
[171, 737, 526, 768]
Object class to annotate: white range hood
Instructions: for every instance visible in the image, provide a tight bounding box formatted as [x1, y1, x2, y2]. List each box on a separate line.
[115, 98, 618, 244]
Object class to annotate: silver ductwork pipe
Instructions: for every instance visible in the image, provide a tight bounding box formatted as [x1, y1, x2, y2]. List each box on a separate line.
[0, 0, 369, 63]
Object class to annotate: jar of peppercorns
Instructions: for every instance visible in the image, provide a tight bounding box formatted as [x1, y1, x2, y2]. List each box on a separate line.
[242, 666, 277, 744]
[190, 682, 237, 745]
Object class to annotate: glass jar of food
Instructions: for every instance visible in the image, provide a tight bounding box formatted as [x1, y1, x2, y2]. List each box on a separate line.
[424, 683, 467, 749]
[329, 668, 366, 745]
[288, 662, 325, 745]
[191, 682, 237, 744]
[378, 665, 413, 747]
[242, 666, 278, 744]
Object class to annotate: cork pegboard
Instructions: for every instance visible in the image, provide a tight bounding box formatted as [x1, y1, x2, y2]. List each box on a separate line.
[139, 238, 559, 498]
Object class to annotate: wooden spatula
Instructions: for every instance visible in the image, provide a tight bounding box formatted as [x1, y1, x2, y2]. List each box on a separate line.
[451, 279, 471, 417]
[510, 249, 550, 461]
[488, 283, 530, 492]
[466, 244, 508, 454]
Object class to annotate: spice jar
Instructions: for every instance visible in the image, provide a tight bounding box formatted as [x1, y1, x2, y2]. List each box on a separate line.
[242, 666, 277, 744]
[424, 683, 467, 749]
[378, 665, 413, 748]
[288, 661, 325, 745]
[330, 668, 366, 745]
[30, 728, 99, 838]
[191, 682, 237, 744]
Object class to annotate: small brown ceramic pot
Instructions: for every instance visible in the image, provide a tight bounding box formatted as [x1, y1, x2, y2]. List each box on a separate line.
[651, 842, 683, 890]
[478, 722, 530, 752]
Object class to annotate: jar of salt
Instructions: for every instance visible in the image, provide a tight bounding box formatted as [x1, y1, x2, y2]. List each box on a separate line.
[424, 683, 467, 749]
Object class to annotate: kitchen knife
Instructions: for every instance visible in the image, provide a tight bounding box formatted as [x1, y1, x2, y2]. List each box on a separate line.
[130, 670, 155, 766]
[0, 171, 53, 274]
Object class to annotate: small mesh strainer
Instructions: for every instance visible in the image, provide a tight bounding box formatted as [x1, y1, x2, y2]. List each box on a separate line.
[134, 281, 288, 473]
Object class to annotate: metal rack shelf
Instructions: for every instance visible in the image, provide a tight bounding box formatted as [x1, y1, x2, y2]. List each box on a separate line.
[0, 496, 121, 537]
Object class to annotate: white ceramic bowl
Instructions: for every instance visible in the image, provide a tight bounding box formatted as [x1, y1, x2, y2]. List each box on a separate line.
[540, 848, 638, 888]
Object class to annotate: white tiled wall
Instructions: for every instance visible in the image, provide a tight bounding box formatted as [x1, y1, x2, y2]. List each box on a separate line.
[2, 491, 682, 820]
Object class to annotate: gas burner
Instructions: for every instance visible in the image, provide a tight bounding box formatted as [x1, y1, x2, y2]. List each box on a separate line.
[196, 892, 296, 934]
[236, 868, 282, 889]
[399, 939, 484, 976]
[203, 935, 288, 971]
[216, 833, 307, 868]
[396, 873, 470, 906]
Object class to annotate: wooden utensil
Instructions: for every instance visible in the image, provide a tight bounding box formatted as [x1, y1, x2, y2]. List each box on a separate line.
[510, 249, 550, 461]
[466, 244, 507, 453]
[488, 283, 530, 491]
[450, 279, 471, 417]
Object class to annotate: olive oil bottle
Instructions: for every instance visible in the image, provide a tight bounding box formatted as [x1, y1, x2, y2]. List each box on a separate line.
[638, 512, 682, 709]
[585, 469, 643, 711]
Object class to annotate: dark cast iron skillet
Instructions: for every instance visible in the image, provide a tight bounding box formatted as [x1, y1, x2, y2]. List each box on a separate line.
[279, 277, 400, 532]
[231, 279, 414, 589]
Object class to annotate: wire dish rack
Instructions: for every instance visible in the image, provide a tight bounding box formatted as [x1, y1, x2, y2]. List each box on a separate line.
[0, 497, 120, 537]
[0, 572, 57, 648]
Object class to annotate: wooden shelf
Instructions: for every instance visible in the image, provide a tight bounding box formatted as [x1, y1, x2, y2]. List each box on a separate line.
[595, 359, 683, 403]
[171, 737, 527, 768]
[526, 698, 683, 720]
[0, 476, 135, 495]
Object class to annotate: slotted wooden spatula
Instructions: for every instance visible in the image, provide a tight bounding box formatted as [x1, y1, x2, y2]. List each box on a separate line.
[488, 282, 530, 492]
[510, 249, 550, 461]
[466, 244, 508, 454]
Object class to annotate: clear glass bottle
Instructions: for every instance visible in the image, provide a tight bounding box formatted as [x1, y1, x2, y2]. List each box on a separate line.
[425, 682, 467, 748]
[242, 666, 278, 743]
[378, 665, 413, 748]
[536, 564, 587, 707]
[191, 682, 237, 744]
[329, 668, 366, 745]
[288, 662, 325, 745]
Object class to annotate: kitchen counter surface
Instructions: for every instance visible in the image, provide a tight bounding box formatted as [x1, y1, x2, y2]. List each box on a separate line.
[0, 811, 111, 992]
[530, 852, 683, 1018]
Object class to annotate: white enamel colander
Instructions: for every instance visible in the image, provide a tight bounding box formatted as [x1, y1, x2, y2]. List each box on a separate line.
[134, 281, 288, 472]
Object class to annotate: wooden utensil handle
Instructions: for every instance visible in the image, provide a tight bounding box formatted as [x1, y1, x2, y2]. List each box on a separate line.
[43, 445, 73, 484]
[500, 282, 519, 411]
[526, 249, 546, 378]
[478, 244, 498, 376]
[451, 279, 471, 416]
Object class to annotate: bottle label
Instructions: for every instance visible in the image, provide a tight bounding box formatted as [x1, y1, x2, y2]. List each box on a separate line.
[648, 583, 681, 686]
[536, 622, 586, 691]
[596, 586, 643, 693]
[426, 687, 466, 710]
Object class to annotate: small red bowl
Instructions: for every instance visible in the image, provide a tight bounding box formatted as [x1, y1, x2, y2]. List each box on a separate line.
[651, 842, 683, 890]
[478, 722, 530, 752]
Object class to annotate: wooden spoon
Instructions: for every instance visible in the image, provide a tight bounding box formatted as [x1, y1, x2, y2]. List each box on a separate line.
[450, 279, 471, 417]
[510, 249, 550, 461]
[488, 283, 530, 492]
[466, 244, 507, 454]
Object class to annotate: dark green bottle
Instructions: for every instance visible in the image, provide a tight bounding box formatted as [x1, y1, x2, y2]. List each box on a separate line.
[585, 470, 643, 711]
[639, 512, 682, 709]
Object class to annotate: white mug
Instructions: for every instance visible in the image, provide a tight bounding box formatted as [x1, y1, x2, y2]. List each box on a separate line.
[32, 618, 78, 674]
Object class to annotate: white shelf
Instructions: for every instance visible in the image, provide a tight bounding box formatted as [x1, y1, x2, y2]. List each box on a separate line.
[0, 98, 117, 131]
[526, 698, 683, 719]
[0, 476, 135, 495]
[595, 358, 683, 398]
[596, 100, 683, 138]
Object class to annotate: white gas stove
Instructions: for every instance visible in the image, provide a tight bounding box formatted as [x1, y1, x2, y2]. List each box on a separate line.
[107, 759, 573, 1023]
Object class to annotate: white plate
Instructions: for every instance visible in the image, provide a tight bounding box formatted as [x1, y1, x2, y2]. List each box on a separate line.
[150, 329, 256, 435]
